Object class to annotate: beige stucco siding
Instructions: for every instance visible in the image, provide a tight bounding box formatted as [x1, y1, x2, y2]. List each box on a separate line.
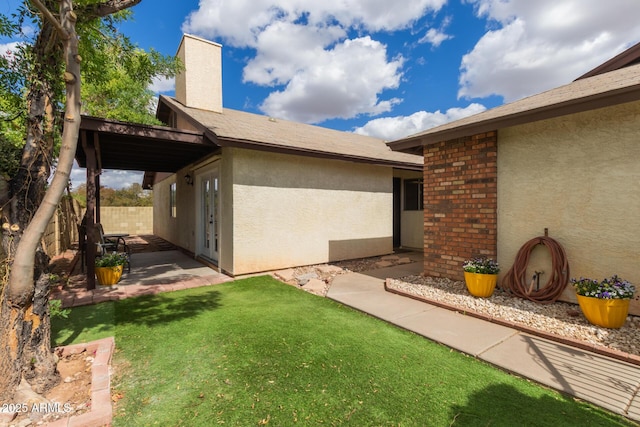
[153, 146, 411, 275]
[498, 101, 640, 303]
[228, 148, 393, 274]
[175, 35, 223, 113]
[152, 165, 197, 252]
[152, 177, 173, 241]
[217, 154, 234, 274]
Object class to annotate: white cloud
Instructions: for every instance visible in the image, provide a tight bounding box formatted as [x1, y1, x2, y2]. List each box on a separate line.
[420, 28, 453, 48]
[69, 163, 143, 191]
[419, 16, 453, 48]
[68, 163, 86, 190]
[259, 36, 404, 123]
[181, 0, 447, 123]
[149, 76, 175, 93]
[354, 103, 487, 141]
[100, 170, 144, 190]
[182, 0, 447, 47]
[459, 0, 640, 102]
[242, 21, 347, 86]
[0, 41, 20, 59]
[20, 24, 35, 38]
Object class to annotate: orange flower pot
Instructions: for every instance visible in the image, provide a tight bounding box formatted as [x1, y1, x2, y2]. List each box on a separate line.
[464, 272, 498, 298]
[95, 265, 123, 286]
[576, 294, 630, 329]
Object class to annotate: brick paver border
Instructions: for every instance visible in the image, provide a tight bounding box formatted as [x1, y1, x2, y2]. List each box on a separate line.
[45, 337, 115, 427]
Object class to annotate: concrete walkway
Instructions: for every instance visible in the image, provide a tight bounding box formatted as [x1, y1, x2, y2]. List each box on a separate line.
[327, 262, 640, 422]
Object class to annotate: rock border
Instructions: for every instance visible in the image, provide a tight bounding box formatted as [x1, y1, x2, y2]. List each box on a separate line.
[384, 280, 640, 366]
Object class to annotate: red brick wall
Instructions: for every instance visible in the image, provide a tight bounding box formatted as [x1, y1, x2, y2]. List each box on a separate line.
[422, 132, 498, 280]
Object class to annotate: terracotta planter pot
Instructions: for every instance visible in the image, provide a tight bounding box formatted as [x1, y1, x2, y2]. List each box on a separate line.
[464, 272, 498, 298]
[576, 294, 630, 329]
[95, 265, 123, 286]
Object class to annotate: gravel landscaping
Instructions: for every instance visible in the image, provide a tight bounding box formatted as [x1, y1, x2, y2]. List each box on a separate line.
[274, 253, 640, 359]
[386, 275, 640, 358]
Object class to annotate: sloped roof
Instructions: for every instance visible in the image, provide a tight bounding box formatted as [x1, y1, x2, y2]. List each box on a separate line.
[388, 62, 640, 155]
[575, 41, 640, 80]
[158, 95, 422, 170]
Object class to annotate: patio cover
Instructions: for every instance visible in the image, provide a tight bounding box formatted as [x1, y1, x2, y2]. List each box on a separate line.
[75, 115, 218, 289]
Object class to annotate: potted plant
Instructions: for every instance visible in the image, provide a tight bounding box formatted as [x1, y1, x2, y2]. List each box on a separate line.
[571, 275, 636, 328]
[95, 252, 128, 286]
[463, 257, 500, 298]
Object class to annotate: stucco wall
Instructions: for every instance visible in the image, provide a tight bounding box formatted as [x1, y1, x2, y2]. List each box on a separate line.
[175, 35, 223, 113]
[153, 175, 175, 246]
[152, 165, 197, 253]
[154, 147, 412, 275]
[498, 101, 640, 306]
[228, 148, 394, 275]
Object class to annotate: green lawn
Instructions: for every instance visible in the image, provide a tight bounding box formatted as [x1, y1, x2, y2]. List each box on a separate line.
[52, 276, 634, 426]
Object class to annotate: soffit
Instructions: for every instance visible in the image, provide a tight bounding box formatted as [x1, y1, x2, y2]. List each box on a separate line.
[75, 116, 218, 173]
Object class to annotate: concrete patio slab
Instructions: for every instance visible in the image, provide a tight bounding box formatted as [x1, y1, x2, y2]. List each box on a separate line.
[53, 249, 233, 308]
[119, 250, 221, 286]
[480, 333, 640, 416]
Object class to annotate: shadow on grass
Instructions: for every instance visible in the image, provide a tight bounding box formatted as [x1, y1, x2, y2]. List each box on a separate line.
[52, 286, 222, 347]
[114, 287, 222, 326]
[448, 383, 631, 426]
[52, 302, 116, 347]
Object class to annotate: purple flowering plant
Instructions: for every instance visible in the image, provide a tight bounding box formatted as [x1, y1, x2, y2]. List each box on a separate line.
[463, 257, 500, 275]
[571, 275, 635, 299]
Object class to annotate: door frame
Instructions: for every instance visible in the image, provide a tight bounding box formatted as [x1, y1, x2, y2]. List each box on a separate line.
[392, 177, 402, 248]
[195, 163, 221, 263]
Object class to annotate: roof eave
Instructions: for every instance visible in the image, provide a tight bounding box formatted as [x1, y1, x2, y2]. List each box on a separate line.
[216, 135, 422, 170]
[575, 42, 640, 80]
[80, 115, 204, 144]
[388, 82, 640, 152]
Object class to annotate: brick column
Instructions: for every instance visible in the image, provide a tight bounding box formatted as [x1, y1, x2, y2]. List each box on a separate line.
[422, 132, 497, 280]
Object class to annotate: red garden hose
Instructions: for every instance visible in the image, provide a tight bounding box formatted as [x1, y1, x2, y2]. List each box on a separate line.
[501, 236, 570, 304]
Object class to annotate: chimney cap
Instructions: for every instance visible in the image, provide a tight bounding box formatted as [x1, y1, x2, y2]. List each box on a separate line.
[177, 33, 223, 56]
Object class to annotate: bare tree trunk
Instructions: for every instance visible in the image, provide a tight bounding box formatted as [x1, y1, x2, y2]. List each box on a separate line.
[0, 0, 144, 402]
[0, 0, 80, 400]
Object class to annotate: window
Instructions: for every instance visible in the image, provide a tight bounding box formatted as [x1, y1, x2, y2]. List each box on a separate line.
[170, 182, 177, 218]
[404, 179, 423, 211]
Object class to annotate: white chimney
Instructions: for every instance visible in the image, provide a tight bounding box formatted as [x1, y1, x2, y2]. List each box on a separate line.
[175, 34, 223, 113]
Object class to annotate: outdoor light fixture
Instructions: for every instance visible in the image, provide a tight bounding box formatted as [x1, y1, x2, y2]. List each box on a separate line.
[184, 173, 193, 186]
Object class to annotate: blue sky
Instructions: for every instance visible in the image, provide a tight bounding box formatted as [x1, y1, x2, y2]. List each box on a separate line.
[3, 0, 640, 188]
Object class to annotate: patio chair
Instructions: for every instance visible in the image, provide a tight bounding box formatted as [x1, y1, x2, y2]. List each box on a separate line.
[96, 223, 131, 273]
[78, 220, 88, 273]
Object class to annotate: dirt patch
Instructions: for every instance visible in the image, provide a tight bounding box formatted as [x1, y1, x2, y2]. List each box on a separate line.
[331, 254, 415, 273]
[5, 350, 92, 426]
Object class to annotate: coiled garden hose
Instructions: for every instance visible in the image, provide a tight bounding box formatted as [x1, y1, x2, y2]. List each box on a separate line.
[501, 236, 570, 304]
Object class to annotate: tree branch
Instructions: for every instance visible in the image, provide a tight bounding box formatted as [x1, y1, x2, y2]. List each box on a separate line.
[29, 0, 69, 40]
[77, 0, 143, 18]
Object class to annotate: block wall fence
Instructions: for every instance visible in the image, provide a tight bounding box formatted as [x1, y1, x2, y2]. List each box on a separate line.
[422, 132, 498, 280]
[100, 206, 153, 236]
